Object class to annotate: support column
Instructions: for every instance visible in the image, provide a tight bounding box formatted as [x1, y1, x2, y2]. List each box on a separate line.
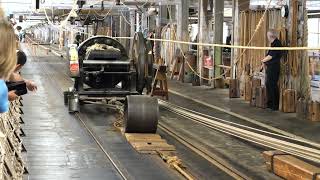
[154, 5, 168, 61]
[177, 0, 189, 52]
[232, 0, 250, 79]
[198, 0, 210, 85]
[120, 13, 126, 45]
[157, 4, 168, 26]
[120, 11, 130, 49]
[231, 0, 238, 79]
[130, 10, 136, 37]
[141, 8, 148, 34]
[287, 0, 310, 99]
[169, 5, 177, 23]
[213, 0, 224, 86]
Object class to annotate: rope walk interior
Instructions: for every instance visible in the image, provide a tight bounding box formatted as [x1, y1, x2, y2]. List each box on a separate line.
[17, 0, 320, 179]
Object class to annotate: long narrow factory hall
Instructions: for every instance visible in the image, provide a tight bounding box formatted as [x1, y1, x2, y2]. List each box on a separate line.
[0, 0, 319, 180]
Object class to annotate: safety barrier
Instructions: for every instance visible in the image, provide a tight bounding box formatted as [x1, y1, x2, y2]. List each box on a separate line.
[0, 98, 27, 180]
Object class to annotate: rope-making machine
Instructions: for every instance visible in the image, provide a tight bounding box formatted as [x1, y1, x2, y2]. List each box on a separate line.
[64, 32, 158, 133]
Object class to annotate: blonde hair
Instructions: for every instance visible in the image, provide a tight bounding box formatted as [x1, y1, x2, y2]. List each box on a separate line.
[0, 9, 17, 79]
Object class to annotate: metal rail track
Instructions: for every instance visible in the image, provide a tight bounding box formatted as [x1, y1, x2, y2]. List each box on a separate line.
[159, 100, 320, 164]
[75, 113, 128, 180]
[24, 45, 129, 180]
[158, 123, 250, 180]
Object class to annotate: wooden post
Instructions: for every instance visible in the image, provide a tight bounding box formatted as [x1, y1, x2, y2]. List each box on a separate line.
[198, 0, 210, 85]
[176, 0, 189, 82]
[154, 4, 167, 61]
[176, 0, 189, 53]
[129, 10, 136, 57]
[213, 0, 224, 87]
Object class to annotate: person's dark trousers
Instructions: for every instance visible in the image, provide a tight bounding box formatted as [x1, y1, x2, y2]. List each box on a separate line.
[266, 63, 280, 110]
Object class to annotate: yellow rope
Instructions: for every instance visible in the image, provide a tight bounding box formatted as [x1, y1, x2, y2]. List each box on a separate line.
[147, 37, 320, 51]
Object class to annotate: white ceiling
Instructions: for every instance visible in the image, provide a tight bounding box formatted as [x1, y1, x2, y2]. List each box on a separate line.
[1, 0, 320, 15]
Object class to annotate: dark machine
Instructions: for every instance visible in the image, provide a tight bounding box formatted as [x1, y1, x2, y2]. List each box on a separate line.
[65, 33, 158, 133]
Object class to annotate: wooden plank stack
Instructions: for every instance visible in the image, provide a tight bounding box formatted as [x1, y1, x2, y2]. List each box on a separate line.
[125, 133, 175, 154]
[0, 98, 27, 180]
[263, 151, 320, 180]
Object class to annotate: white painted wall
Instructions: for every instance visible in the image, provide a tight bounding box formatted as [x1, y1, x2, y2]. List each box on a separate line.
[308, 18, 320, 47]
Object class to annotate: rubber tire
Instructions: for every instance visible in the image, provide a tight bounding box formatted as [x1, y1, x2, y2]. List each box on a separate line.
[124, 95, 159, 133]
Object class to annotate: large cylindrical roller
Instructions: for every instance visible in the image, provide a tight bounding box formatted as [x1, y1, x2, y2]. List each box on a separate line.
[124, 95, 159, 133]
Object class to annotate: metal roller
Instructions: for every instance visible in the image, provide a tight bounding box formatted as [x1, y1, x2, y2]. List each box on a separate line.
[124, 95, 159, 133]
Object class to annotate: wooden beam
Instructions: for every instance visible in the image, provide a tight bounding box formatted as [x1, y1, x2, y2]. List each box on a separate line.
[177, 0, 189, 52]
[213, 0, 224, 87]
[231, 0, 240, 79]
[263, 151, 320, 180]
[198, 0, 210, 85]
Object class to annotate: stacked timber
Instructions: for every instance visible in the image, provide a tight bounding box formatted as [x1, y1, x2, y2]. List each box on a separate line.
[0, 98, 27, 180]
[281, 89, 297, 113]
[263, 151, 320, 180]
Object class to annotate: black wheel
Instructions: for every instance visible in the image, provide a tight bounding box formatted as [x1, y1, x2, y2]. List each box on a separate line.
[131, 32, 154, 94]
[124, 95, 159, 133]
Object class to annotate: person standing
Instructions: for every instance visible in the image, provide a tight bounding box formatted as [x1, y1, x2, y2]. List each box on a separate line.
[0, 10, 18, 112]
[261, 29, 283, 111]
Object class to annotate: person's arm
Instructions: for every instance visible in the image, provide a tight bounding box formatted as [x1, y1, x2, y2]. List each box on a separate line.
[25, 80, 37, 91]
[8, 90, 18, 101]
[261, 55, 273, 63]
[9, 72, 37, 92]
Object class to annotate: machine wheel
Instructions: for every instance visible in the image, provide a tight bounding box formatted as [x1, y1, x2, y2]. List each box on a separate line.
[124, 95, 159, 133]
[131, 32, 154, 94]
